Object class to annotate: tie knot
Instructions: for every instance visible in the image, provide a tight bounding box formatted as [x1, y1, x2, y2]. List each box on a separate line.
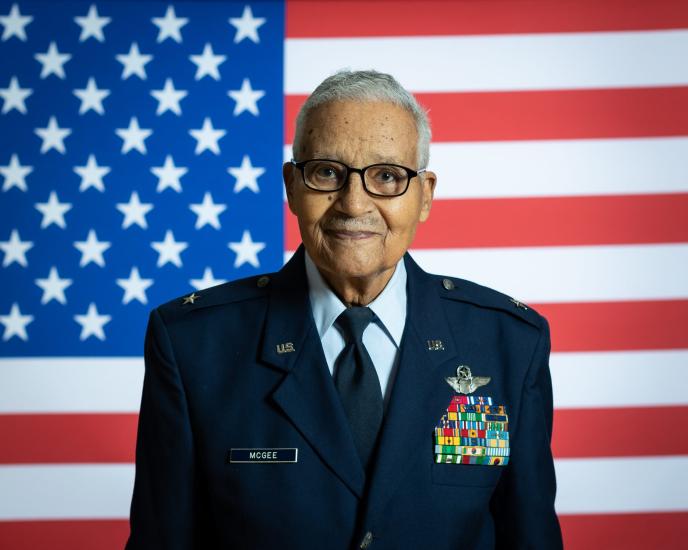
[336, 306, 374, 343]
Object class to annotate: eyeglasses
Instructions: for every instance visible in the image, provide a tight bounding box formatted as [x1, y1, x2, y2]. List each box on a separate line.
[291, 158, 425, 198]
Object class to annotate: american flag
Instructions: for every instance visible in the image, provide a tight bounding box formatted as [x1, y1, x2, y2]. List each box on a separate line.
[1, 1, 687, 548]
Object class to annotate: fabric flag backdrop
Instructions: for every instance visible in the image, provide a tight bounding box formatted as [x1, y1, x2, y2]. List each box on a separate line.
[1, 1, 687, 548]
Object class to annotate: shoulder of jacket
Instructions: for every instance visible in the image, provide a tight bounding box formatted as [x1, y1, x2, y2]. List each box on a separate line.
[155, 272, 275, 322]
[432, 274, 545, 329]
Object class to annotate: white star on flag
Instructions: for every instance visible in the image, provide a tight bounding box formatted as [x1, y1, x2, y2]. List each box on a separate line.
[74, 4, 111, 42]
[0, 229, 33, 267]
[116, 266, 153, 305]
[189, 43, 226, 81]
[228, 229, 265, 268]
[116, 117, 152, 154]
[190, 267, 227, 291]
[116, 42, 153, 80]
[229, 5, 265, 44]
[189, 192, 227, 229]
[0, 3, 33, 41]
[1, 154, 33, 192]
[34, 41, 71, 79]
[151, 78, 187, 116]
[152, 5, 188, 43]
[73, 77, 110, 115]
[228, 78, 265, 116]
[228, 154, 264, 193]
[0, 303, 33, 341]
[151, 230, 188, 267]
[35, 191, 72, 229]
[151, 155, 187, 192]
[74, 229, 111, 267]
[0, 76, 32, 114]
[74, 303, 111, 341]
[116, 191, 153, 229]
[189, 117, 226, 155]
[35, 116, 71, 154]
[74, 154, 110, 192]
[35, 266, 73, 305]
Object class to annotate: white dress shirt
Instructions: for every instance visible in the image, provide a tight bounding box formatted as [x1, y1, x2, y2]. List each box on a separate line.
[304, 251, 407, 407]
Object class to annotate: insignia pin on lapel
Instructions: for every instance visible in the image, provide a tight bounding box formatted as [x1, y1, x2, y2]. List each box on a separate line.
[276, 342, 295, 354]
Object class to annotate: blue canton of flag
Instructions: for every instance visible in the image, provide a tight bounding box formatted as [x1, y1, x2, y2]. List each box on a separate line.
[0, 1, 285, 355]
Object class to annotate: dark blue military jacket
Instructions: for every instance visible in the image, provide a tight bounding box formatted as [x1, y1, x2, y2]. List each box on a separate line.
[126, 247, 562, 550]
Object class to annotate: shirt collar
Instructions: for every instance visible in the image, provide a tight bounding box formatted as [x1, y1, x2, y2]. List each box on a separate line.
[304, 250, 407, 347]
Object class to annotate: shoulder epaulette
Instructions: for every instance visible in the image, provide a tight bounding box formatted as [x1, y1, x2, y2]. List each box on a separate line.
[435, 275, 543, 329]
[157, 272, 275, 319]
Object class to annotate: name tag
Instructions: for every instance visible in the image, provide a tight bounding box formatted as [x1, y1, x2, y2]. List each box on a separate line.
[228, 448, 298, 463]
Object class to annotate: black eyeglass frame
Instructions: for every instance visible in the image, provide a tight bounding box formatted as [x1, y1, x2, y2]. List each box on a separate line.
[290, 158, 426, 198]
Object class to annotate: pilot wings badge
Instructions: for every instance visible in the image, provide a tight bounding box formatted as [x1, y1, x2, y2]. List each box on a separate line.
[445, 365, 491, 395]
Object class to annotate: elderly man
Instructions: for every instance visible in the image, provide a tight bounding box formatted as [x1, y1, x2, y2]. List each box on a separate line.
[126, 70, 563, 549]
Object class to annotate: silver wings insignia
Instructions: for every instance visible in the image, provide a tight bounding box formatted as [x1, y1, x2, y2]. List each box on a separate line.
[445, 365, 491, 395]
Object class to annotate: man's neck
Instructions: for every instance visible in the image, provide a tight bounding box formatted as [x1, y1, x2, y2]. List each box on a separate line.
[317, 265, 397, 307]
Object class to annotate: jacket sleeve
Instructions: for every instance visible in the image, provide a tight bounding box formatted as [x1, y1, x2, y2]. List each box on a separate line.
[491, 316, 563, 549]
[125, 308, 204, 549]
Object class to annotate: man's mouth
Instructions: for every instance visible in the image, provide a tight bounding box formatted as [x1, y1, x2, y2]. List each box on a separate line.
[326, 229, 379, 240]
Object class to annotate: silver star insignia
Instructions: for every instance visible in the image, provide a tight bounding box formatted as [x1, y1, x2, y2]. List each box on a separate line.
[510, 297, 528, 310]
[182, 292, 199, 305]
[445, 365, 491, 395]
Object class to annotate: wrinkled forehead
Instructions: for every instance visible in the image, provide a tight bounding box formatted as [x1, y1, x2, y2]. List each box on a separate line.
[296, 100, 418, 164]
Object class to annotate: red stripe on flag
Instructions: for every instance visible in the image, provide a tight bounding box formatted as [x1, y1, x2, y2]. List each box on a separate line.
[559, 512, 688, 550]
[538, 300, 688, 352]
[0, 520, 130, 550]
[0, 414, 137, 464]
[0, 513, 686, 549]
[285, 87, 688, 143]
[286, 0, 688, 38]
[5, 403, 688, 464]
[285, 195, 688, 250]
[553, 406, 688, 458]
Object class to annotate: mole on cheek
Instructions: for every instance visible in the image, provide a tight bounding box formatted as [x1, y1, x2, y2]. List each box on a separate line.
[327, 195, 333, 202]
[308, 129, 314, 135]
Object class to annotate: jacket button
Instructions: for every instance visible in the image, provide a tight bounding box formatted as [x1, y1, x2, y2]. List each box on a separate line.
[360, 531, 373, 549]
[442, 278, 455, 290]
[256, 275, 270, 288]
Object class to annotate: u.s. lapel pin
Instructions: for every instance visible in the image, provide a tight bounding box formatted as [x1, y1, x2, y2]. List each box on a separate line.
[182, 292, 199, 305]
[276, 342, 295, 354]
[427, 339, 445, 351]
[445, 365, 491, 394]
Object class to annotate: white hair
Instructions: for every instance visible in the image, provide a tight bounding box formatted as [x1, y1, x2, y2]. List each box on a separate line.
[293, 69, 432, 169]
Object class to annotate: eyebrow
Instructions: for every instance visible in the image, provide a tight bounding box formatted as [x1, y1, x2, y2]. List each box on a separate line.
[310, 152, 406, 165]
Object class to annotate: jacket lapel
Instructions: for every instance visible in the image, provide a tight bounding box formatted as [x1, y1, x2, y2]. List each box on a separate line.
[262, 247, 365, 498]
[362, 254, 467, 519]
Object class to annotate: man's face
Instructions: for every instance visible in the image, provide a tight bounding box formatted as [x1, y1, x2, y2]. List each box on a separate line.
[284, 100, 436, 282]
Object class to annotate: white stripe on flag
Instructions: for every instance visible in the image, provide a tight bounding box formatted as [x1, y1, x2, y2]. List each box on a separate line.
[2, 457, 687, 519]
[551, 350, 688, 409]
[428, 138, 688, 199]
[410, 243, 688, 303]
[285, 137, 688, 199]
[555, 456, 688, 514]
[0, 464, 134, 520]
[286, 30, 688, 93]
[2, 350, 687, 413]
[0, 358, 143, 413]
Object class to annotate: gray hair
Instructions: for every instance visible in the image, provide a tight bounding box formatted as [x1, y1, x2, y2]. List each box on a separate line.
[293, 69, 431, 169]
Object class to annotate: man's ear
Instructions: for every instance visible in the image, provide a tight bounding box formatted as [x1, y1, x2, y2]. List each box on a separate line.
[283, 162, 298, 215]
[418, 170, 436, 222]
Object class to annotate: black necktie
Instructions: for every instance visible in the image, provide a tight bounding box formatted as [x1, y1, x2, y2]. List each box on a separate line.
[334, 307, 384, 471]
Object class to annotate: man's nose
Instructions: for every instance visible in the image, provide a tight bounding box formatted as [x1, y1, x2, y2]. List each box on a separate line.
[336, 171, 373, 215]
